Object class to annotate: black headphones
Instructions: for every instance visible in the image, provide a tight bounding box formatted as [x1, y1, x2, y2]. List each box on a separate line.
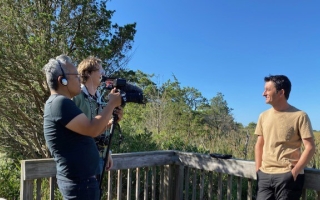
[57, 60, 68, 86]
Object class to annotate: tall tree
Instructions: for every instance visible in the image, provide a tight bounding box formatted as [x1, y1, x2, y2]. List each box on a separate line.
[203, 93, 234, 133]
[0, 0, 136, 159]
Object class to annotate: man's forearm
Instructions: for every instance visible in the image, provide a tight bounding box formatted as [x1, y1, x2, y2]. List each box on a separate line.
[255, 145, 263, 171]
[292, 146, 315, 176]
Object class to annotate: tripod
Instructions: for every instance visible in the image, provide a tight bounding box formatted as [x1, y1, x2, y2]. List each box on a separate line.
[99, 113, 118, 200]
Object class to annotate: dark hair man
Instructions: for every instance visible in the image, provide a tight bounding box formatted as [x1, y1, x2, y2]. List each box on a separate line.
[255, 75, 315, 200]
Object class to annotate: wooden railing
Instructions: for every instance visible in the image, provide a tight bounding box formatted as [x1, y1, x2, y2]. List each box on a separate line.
[20, 150, 320, 200]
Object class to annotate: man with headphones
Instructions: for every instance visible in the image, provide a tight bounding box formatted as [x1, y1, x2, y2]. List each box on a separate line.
[42, 54, 122, 200]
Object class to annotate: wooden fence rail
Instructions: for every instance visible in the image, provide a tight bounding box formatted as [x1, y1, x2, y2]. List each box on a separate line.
[20, 150, 320, 200]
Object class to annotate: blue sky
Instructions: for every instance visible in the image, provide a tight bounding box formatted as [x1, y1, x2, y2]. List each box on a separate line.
[108, 1, 320, 130]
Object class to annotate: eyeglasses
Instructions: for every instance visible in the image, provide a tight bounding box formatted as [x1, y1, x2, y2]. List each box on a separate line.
[66, 73, 81, 78]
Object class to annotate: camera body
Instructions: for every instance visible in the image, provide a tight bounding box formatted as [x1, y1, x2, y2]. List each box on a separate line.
[103, 77, 144, 107]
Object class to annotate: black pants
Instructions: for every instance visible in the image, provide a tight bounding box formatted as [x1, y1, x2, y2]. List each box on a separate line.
[256, 170, 304, 200]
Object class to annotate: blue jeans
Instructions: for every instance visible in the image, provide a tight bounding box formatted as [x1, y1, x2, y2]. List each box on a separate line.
[57, 177, 100, 200]
[98, 157, 105, 175]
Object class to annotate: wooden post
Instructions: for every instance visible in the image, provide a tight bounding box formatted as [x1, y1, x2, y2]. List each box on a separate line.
[49, 177, 56, 200]
[218, 173, 223, 200]
[237, 176, 242, 200]
[151, 166, 156, 200]
[117, 170, 122, 200]
[192, 168, 197, 200]
[247, 179, 253, 200]
[144, 167, 149, 200]
[227, 175, 233, 200]
[20, 160, 33, 200]
[199, 170, 205, 200]
[107, 170, 113, 200]
[174, 165, 184, 200]
[208, 171, 213, 199]
[184, 167, 190, 200]
[135, 168, 140, 200]
[127, 169, 132, 200]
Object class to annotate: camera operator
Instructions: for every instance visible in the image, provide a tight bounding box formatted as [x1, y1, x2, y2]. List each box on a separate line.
[72, 56, 123, 175]
[42, 55, 122, 200]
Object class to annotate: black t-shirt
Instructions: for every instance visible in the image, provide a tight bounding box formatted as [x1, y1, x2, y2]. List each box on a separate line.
[43, 94, 100, 181]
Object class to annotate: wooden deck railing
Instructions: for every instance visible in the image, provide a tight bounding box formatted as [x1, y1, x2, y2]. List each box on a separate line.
[20, 150, 320, 200]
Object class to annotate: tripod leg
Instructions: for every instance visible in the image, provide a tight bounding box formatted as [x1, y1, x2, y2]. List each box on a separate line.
[99, 114, 118, 200]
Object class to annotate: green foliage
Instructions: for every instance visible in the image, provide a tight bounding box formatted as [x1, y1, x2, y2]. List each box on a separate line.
[0, 0, 136, 160]
[111, 128, 159, 153]
[0, 156, 20, 199]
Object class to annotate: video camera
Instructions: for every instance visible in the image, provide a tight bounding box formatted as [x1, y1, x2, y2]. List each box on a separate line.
[101, 76, 144, 107]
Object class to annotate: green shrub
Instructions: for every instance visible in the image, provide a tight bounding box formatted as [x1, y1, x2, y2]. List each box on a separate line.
[0, 156, 20, 199]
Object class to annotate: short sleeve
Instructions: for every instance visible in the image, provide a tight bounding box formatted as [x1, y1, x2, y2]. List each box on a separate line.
[254, 113, 263, 136]
[299, 113, 314, 139]
[51, 96, 82, 126]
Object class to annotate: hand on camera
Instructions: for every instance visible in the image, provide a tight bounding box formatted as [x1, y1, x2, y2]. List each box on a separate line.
[108, 88, 122, 107]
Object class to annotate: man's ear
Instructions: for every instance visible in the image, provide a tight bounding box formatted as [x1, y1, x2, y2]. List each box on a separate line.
[85, 71, 91, 77]
[280, 89, 285, 97]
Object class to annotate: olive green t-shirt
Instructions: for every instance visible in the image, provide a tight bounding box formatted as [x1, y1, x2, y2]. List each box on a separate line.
[72, 88, 110, 157]
[255, 106, 314, 174]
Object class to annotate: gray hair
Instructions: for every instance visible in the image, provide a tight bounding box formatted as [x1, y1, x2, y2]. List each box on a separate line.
[42, 54, 73, 90]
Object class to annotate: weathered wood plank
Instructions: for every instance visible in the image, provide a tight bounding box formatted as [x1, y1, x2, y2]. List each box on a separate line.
[107, 170, 113, 200]
[135, 168, 140, 200]
[247, 179, 253, 200]
[36, 178, 41, 200]
[112, 151, 177, 169]
[184, 167, 190, 200]
[237, 176, 242, 200]
[127, 169, 132, 200]
[49, 177, 55, 200]
[164, 165, 169, 200]
[217, 173, 222, 200]
[199, 170, 204, 200]
[160, 166, 164, 200]
[168, 165, 173, 200]
[20, 150, 320, 200]
[20, 180, 33, 200]
[192, 168, 196, 200]
[174, 165, 184, 200]
[151, 166, 156, 200]
[176, 152, 256, 179]
[208, 171, 213, 199]
[21, 159, 56, 180]
[144, 167, 148, 200]
[117, 170, 122, 200]
[227, 175, 232, 200]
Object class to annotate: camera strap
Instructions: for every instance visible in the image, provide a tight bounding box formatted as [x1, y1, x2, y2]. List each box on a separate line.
[81, 85, 108, 153]
[81, 85, 103, 117]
